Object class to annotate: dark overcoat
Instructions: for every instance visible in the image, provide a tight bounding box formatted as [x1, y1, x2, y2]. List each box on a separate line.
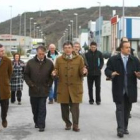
[24, 55, 54, 97]
[105, 54, 140, 103]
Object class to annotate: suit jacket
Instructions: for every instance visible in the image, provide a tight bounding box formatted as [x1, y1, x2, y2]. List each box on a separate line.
[105, 54, 140, 103]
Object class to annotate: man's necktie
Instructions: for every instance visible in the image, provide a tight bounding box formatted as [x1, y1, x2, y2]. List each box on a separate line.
[123, 56, 128, 71]
[123, 56, 128, 94]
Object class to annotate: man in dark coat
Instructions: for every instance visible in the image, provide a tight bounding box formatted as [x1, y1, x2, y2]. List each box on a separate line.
[85, 41, 104, 105]
[105, 41, 140, 138]
[24, 46, 54, 132]
[0, 44, 13, 128]
[114, 37, 135, 118]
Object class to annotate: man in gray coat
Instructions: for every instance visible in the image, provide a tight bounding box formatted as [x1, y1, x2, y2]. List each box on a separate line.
[24, 46, 54, 132]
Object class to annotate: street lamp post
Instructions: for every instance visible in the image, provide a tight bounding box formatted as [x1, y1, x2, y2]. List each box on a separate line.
[19, 14, 22, 36]
[9, 5, 12, 48]
[30, 17, 33, 37]
[64, 31, 67, 42]
[64, 30, 67, 41]
[70, 20, 73, 42]
[74, 13, 78, 38]
[36, 26, 39, 38]
[41, 33, 44, 39]
[40, 31, 43, 38]
[97, 2, 101, 48]
[63, 32, 66, 43]
[24, 12, 26, 37]
[34, 22, 36, 38]
[39, 29, 42, 38]
[122, 0, 125, 37]
[79, 25, 81, 34]
[19, 14, 22, 48]
[60, 35, 65, 51]
[24, 12, 27, 48]
[68, 24, 71, 41]
[65, 28, 68, 41]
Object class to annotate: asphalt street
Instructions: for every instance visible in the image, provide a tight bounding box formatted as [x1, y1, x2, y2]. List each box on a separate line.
[0, 60, 140, 140]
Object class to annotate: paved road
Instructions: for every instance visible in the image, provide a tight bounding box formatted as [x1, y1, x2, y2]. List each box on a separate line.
[0, 64, 140, 140]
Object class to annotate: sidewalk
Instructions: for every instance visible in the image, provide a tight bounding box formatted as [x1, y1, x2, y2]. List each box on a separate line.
[0, 73, 140, 140]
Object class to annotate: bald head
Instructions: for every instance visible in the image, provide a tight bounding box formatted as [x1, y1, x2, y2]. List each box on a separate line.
[49, 44, 56, 54]
[121, 37, 128, 42]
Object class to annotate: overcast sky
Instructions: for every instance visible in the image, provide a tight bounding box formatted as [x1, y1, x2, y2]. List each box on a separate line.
[0, 0, 140, 22]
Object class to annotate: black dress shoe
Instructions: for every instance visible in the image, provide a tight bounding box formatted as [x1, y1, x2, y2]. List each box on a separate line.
[89, 101, 94, 105]
[39, 128, 44, 132]
[124, 130, 129, 135]
[65, 126, 71, 130]
[65, 124, 71, 130]
[2, 120, 7, 128]
[117, 131, 124, 138]
[73, 127, 80, 132]
[96, 102, 101, 105]
[35, 124, 39, 128]
[73, 124, 80, 132]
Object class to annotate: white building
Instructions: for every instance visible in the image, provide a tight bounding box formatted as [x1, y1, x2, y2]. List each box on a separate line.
[111, 15, 119, 54]
[32, 38, 44, 48]
[95, 17, 103, 51]
[0, 34, 32, 51]
[88, 20, 96, 45]
[102, 21, 111, 53]
[118, 17, 140, 55]
[79, 29, 88, 51]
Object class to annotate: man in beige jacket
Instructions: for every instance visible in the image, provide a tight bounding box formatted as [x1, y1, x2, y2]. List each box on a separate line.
[52, 41, 87, 132]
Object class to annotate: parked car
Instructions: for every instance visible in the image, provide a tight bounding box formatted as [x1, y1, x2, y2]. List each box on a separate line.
[11, 47, 17, 55]
[26, 49, 31, 57]
[28, 48, 37, 59]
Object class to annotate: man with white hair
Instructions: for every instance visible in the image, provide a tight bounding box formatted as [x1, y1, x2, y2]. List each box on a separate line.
[46, 44, 61, 104]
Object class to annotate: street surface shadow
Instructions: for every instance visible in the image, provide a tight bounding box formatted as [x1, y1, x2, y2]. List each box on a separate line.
[1, 123, 32, 140]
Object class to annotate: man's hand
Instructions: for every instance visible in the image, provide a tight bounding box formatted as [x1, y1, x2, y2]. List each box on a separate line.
[134, 71, 140, 78]
[52, 69, 57, 76]
[111, 71, 120, 77]
[83, 66, 88, 75]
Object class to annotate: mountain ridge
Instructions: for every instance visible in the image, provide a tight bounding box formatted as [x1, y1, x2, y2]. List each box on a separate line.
[0, 6, 140, 46]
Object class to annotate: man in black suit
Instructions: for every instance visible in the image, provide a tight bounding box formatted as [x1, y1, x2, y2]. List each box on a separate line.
[85, 42, 104, 105]
[105, 41, 140, 138]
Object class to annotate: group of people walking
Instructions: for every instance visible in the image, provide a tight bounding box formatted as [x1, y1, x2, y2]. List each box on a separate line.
[0, 37, 140, 138]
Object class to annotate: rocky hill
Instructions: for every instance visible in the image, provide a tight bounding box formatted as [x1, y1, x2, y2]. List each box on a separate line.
[0, 6, 140, 46]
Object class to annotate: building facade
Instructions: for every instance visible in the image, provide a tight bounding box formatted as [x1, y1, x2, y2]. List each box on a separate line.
[0, 34, 32, 51]
[118, 17, 140, 55]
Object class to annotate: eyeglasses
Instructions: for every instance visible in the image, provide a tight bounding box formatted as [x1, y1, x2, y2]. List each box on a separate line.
[74, 45, 80, 47]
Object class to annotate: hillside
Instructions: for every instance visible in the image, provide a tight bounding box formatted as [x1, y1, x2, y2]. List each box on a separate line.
[0, 6, 140, 46]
